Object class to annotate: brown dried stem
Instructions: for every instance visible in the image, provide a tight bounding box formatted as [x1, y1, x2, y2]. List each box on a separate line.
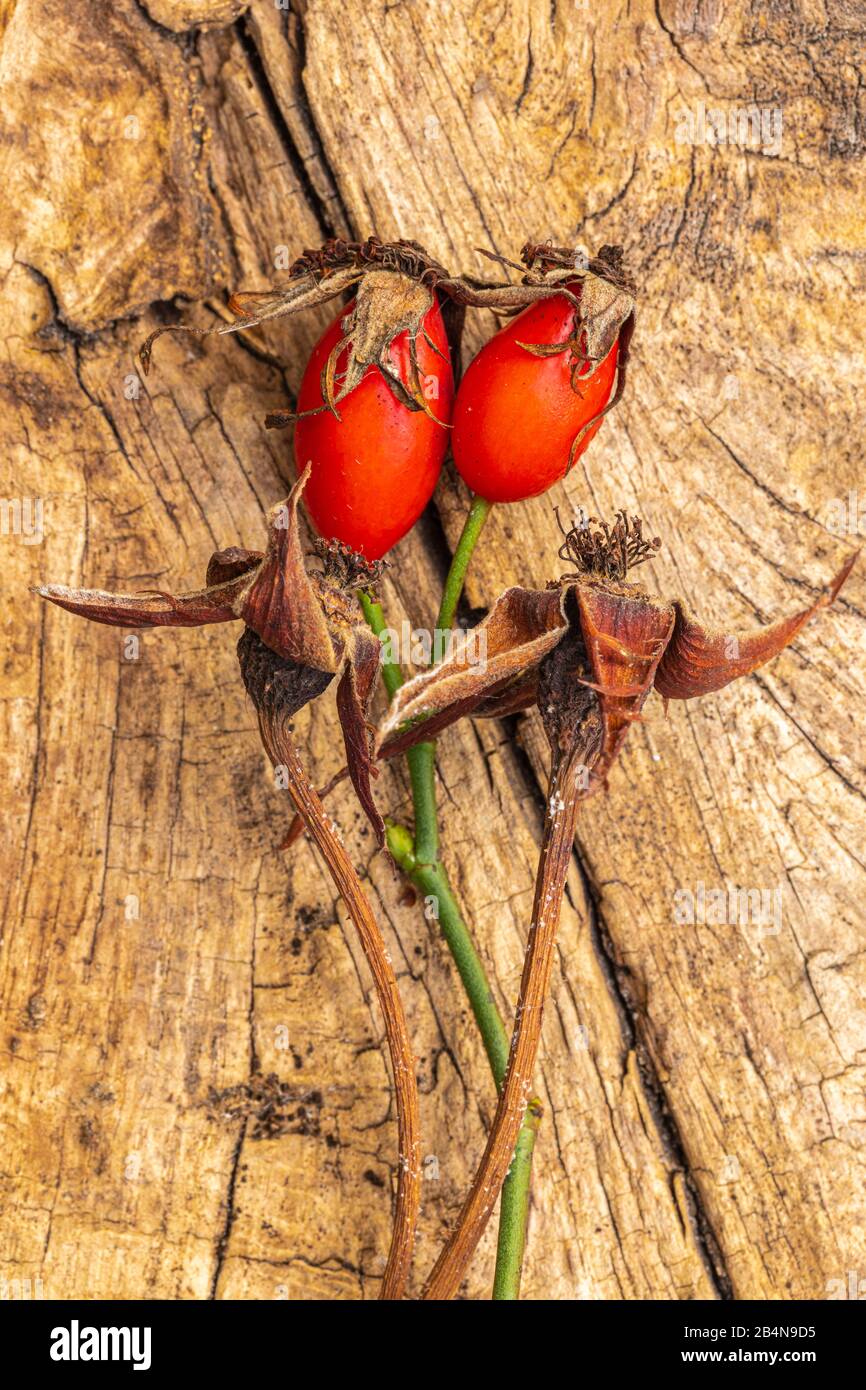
[423, 640, 603, 1299]
[256, 713, 421, 1300]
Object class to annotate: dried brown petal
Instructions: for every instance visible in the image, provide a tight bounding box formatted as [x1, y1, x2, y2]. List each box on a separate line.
[574, 584, 674, 792]
[377, 587, 567, 759]
[654, 552, 858, 700]
[35, 572, 252, 629]
[239, 468, 337, 674]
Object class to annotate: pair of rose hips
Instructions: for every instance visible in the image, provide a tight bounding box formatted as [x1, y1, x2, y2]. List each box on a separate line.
[293, 257, 621, 559]
[139, 239, 632, 562]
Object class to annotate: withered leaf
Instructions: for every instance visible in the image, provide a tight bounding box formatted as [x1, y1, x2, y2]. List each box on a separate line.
[37, 467, 388, 846]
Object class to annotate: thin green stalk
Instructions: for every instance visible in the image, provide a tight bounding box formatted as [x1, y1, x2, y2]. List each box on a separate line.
[492, 1098, 543, 1300]
[436, 494, 492, 635]
[359, 591, 403, 700]
[362, 494, 540, 1300]
[386, 825, 508, 1079]
[386, 823, 541, 1300]
[359, 591, 438, 863]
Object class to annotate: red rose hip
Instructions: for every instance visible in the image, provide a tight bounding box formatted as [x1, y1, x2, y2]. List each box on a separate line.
[294, 297, 455, 560]
[452, 285, 620, 504]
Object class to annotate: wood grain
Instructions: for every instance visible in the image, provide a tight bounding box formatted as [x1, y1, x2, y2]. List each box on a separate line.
[1, 0, 863, 1300]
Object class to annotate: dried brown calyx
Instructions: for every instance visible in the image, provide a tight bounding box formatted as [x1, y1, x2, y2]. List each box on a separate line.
[140, 235, 457, 425]
[36, 467, 387, 845]
[309, 536, 388, 591]
[377, 515, 858, 800]
[449, 240, 636, 426]
[520, 241, 633, 288]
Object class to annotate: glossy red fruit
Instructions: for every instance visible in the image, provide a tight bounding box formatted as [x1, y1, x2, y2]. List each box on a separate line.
[451, 285, 619, 504]
[294, 298, 455, 560]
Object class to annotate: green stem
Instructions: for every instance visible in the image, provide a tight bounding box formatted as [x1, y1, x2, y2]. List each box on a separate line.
[436, 494, 492, 635]
[492, 1098, 543, 1300]
[386, 822, 540, 1300]
[363, 496, 538, 1299]
[387, 825, 508, 1078]
[359, 591, 438, 864]
[358, 591, 402, 700]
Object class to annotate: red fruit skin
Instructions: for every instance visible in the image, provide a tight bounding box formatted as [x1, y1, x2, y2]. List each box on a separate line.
[293, 297, 454, 560]
[451, 287, 619, 504]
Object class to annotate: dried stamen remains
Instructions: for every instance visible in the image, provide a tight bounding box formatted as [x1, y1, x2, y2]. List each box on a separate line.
[556, 509, 662, 582]
[310, 537, 388, 592]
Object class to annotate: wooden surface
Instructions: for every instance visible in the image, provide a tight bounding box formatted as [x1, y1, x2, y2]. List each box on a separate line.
[1, 0, 864, 1301]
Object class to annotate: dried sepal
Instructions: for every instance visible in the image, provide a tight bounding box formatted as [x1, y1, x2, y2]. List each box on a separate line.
[225, 263, 361, 328]
[654, 551, 858, 700]
[564, 310, 635, 467]
[35, 571, 254, 629]
[37, 466, 391, 845]
[236, 477, 386, 844]
[377, 587, 567, 759]
[575, 265, 635, 375]
[140, 237, 453, 416]
[574, 584, 674, 792]
[239, 471, 338, 674]
[335, 626, 386, 847]
[206, 547, 264, 586]
[329, 270, 437, 413]
[139, 264, 361, 375]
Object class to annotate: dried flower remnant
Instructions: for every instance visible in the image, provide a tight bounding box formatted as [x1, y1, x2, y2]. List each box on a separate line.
[556, 507, 661, 580]
[462, 243, 634, 416]
[37, 468, 385, 845]
[377, 515, 857, 1298]
[140, 236, 459, 424]
[35, 468, 421, 1300]
[139, 236, 632, 431]
[465, 240, 635, 367]
[379, 515, 858, 799]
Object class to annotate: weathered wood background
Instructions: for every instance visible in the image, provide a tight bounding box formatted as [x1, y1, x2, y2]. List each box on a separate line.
[2, 0, 864, 1301]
